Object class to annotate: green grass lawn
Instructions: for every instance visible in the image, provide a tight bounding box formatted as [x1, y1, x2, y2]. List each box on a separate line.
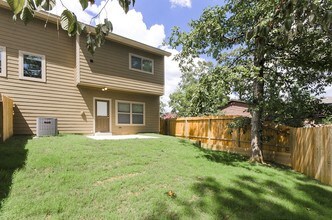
[0, 134, 332, 219]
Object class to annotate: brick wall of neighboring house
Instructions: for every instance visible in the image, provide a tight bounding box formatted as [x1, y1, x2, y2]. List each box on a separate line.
[219, 101, 251, 117]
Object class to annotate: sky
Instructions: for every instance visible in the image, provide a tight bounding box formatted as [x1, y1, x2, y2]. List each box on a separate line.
[51, 0, 332, 109]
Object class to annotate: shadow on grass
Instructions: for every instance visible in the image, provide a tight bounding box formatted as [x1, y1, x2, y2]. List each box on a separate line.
[179, 139, 297, 177]
[178, 139, 259, 172]
[146, 138, 332, 219]
[145, 201, 180, 220]
[178, 138, 247, 164]
[199, 148, 248, 165]
[147, 175, 332, 219]
[187, 176, 288, 219]
[0, 136, 30, 210]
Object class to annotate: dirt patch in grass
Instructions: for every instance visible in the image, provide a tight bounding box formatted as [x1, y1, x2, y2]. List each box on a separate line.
[93, 172, 143, 186]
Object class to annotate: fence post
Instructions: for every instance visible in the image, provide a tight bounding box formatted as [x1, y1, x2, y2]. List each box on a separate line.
[208, 118, 211, 140]
[166, 119, 169, 135]
[328, 126, 332, 185]
[185, 118, 188, 138]
[290, 128, 294, 168]
[1, 95, 14, 142]
[237, 127, 241, 148]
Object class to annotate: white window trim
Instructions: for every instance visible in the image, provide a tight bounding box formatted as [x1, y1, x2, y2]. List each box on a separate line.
[129, 53, 154, 74]
[93, 97, 112, 134]
[0, 46, 6, 77]
[115, 100, 145, 126]
[19, 50, 46, 82]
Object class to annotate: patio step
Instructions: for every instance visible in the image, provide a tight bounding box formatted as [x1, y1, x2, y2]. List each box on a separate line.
[94, 132, 113, 136]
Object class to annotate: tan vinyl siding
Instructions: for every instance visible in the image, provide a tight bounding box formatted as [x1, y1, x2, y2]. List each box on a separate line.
[0, 8, 91, 134]
[79, 36, 165, 95]
[79, 87, 160, 134]
[75, 35, 80, 84]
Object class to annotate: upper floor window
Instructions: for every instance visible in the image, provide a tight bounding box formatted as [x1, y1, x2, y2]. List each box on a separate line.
[116, 100, 145, 125]
[0, 46, 6, 77]
[19, 51, 46, 82]
[129, 53, 154, 74]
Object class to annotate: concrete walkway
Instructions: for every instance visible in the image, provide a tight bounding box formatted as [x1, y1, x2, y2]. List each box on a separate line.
[87, 134, 158, 140]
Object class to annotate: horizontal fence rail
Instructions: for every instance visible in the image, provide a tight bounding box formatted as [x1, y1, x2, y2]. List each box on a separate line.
[160, 117, 332, 186]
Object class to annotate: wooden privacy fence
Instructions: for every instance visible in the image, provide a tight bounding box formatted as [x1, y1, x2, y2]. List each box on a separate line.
[0, 95, 14, 142]
[291, 126, 332, 185]
[161, 117, 332, 185]
[161, 116, 291, 166]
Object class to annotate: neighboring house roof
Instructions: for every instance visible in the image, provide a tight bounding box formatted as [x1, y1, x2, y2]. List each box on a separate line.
[0, 1, 171, 57]
[161, 113, 177, 119]
[219, 100, 251, 117]
[321, 97, 332, 105]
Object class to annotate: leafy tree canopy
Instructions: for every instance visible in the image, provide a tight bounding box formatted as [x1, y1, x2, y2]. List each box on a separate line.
[160, 100, 167, 116]
[169, 0, 332, 161]
[169, 61, 230, 116]
[6, 0, 136, 54]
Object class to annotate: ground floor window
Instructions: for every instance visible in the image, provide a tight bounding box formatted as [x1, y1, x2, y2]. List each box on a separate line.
[19, 51, 46, 82]
[116, 101, 145, 125]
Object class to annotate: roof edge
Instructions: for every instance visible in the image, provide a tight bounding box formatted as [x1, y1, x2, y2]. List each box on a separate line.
[219, 100, 249, 111]
[0, 1, 171, 57]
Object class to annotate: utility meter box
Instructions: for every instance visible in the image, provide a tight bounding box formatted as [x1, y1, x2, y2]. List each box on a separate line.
[36, 117, 58, 137]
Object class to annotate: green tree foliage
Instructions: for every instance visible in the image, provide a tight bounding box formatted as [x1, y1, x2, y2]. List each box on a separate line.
[169, 62, 203, 116]
[159, 100, 166, 116]
[6, 0, 135, 54]
[322, 116, 332, 125]
[169, 0, 332, 162]
[169, 61, 229, 116]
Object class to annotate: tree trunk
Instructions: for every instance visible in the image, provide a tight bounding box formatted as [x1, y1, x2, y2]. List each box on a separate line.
[250, 61, 264, 163]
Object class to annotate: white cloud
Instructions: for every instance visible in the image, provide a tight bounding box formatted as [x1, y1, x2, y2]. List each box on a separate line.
[160, 47, 208, 112]
[52, 1, 165, 47]
[323, 87, 332, 97]
[170, 0, 192, 8]
[161, 48, 182, 110]
[51, 0, 92, 24]
[86, 1, 165, 47]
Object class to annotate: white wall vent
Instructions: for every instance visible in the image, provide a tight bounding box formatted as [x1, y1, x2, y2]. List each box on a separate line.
[36, 118, 58, 137]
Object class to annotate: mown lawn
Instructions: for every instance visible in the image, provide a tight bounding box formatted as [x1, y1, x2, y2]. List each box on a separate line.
[0, 134, 332, 219]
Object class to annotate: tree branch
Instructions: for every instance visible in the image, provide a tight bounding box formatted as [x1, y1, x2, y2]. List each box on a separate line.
[226, 49, 254, 68]
[90, 0, 111, 24]
[59, 0, 69, 11]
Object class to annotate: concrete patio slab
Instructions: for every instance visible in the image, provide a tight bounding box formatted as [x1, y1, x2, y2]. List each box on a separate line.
[87, 134, 158, 140]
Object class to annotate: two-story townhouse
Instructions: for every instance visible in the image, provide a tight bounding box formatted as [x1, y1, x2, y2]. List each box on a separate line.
[0, 1, 171, 135]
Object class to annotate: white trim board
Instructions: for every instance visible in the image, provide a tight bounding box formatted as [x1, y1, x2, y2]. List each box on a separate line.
[0, 46, 6, 77]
